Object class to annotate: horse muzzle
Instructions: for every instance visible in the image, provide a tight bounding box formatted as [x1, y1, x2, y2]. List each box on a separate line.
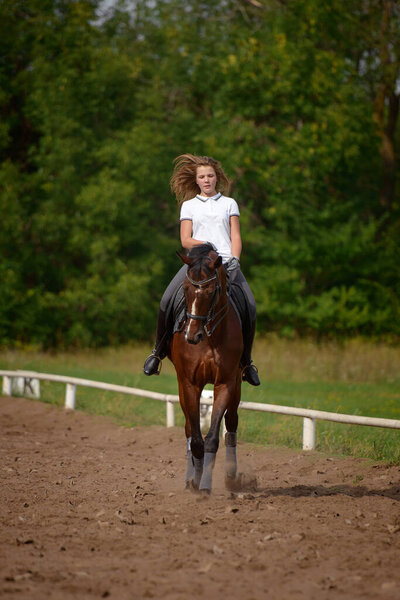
[185, 309, 206, 345]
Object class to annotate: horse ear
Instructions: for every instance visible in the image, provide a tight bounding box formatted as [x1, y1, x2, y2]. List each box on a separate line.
[209, 255, 222, 270]
[176, 251, 193, 266]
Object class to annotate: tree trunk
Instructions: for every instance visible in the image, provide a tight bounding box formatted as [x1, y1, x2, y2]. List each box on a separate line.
[373, 0, 399, 209]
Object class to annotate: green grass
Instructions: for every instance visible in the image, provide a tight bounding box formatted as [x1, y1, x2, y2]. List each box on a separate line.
[1, 338, 400, 463]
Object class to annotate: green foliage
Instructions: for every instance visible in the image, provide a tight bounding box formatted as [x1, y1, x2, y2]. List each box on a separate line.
[0, 0, 399, 347]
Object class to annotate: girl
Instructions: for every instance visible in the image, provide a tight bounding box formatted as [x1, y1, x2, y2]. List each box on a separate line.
[143, 154, 260, 386]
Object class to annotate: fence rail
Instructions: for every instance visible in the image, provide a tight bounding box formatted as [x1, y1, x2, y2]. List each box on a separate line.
[2, 369, 400, 451]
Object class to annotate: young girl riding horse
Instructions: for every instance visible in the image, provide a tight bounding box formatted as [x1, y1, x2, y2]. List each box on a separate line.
[143, 153, 260, 386]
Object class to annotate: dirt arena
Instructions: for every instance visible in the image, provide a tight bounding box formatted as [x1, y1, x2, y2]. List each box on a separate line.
[1, 396, 400, 599]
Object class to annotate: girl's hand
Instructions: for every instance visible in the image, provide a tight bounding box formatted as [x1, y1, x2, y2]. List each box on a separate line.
[226, 257, 240, 272]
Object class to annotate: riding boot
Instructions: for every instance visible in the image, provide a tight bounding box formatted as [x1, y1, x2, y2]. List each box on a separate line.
[143, 309, 170, 376]
[241, 320, 260, 386]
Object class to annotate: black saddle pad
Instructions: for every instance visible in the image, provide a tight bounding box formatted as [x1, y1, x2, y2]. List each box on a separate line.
[229, 281, 248, 329]
[171, 285, 186, 334]
[170, 281, 246, 334]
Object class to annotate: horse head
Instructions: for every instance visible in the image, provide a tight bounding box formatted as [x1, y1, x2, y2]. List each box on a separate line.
[177, 243, 226, 345]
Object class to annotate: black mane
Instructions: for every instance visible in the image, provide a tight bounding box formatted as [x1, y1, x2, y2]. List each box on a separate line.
[187, 243, 215, 259]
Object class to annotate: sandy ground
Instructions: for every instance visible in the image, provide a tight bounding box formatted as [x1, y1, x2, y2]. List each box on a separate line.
[1, 395, 400, 600]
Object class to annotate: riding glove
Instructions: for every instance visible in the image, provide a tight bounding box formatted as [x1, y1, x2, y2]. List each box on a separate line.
[226, 257, 240, 272]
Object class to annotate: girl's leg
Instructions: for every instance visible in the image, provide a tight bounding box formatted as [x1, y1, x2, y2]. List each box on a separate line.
[143, 266, 187, 375]
[228, 268, 260, 386]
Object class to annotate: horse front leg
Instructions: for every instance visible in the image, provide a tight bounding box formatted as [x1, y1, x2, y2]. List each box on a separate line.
[185, 437, 204, 490]
[199, 383, 234, 493]
[199, 418, 221, 493]
[179, 381, 204, 490]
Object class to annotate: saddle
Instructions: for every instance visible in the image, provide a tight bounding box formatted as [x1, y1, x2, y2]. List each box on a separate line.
[169, 279, 247, 336]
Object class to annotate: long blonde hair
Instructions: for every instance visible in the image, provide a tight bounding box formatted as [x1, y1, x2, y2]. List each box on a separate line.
[170, 154, 230, 206]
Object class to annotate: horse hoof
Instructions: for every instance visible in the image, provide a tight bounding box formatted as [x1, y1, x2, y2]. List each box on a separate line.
[198, 488, 211, 497]
[225, 476, 240, 492]
[185, 479, 199, 492]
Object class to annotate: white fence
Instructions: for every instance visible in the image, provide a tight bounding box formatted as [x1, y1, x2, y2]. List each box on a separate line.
[1, 369, 400, 451]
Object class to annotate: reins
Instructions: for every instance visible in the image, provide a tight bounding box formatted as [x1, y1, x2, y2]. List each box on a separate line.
[185, 267, 229, 337]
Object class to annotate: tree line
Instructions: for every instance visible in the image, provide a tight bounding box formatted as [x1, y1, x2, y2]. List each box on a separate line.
[1, 0, 399, 348]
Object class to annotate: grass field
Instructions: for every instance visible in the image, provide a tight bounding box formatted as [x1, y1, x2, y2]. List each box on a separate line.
[1, 337, 400, 463]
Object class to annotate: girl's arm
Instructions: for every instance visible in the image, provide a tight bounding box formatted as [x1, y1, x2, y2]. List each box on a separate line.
[180, 219, 206, 250]
[230, 215, 242, 258]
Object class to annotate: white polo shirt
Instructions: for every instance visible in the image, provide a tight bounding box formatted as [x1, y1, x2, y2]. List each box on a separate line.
[180, 193, 240, 263]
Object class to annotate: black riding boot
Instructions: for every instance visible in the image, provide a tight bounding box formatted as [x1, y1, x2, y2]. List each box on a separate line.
[143, 309, 170, 376]
[241, 320, 260, 386]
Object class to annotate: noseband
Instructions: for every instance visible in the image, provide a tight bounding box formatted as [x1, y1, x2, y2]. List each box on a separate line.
[185, 267, 228, 337]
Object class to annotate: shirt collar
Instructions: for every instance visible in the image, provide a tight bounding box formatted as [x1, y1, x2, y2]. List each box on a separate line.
[195, 192, 222, 202]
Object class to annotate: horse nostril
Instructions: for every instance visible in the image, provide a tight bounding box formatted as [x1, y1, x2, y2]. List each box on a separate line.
[188, 332, 203, 345]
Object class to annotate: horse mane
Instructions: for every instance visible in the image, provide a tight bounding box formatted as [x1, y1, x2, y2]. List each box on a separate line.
[186, 243, 216, 277]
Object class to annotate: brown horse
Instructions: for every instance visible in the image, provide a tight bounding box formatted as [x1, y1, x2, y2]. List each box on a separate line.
[169, 243, 243, 493]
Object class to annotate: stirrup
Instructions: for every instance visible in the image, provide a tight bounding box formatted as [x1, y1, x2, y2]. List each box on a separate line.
[241, 362, 260, 386]
[143, 353, 162, 376]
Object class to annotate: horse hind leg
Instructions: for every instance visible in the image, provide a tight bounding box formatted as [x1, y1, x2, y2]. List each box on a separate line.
[224, 403, 239, 489]
[224, 428, 258, 492]
[185, 437, 195, 488]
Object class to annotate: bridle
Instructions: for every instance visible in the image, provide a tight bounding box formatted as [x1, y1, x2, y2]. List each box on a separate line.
[185, 266, 229, 337]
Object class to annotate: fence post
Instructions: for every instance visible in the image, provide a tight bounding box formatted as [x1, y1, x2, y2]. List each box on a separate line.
[65, 383, 76, 410]
[303, 417, 316, 450]
[2, 376, 12, 396]
[166, 400, 175, 427]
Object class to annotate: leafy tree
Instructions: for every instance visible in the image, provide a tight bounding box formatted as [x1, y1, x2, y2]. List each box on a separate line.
[0, 0, 399, 347]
